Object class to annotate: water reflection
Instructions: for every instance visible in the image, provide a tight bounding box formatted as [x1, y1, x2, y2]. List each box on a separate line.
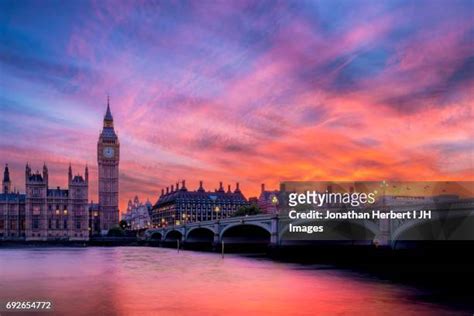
[0, 247, 458, 315]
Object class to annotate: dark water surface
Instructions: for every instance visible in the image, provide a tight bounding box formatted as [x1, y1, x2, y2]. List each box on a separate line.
[0, 247, 468, 315]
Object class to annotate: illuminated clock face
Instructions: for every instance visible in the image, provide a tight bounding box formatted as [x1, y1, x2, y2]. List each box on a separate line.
[103, 147, 114, 158]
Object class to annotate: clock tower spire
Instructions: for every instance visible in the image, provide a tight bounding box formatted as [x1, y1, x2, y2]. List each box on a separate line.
[97, 96, 120, 235]
[104, 95, 114, 128]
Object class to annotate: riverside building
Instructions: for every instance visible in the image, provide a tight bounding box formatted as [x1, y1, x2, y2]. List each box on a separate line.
[151, 180, 248, 227]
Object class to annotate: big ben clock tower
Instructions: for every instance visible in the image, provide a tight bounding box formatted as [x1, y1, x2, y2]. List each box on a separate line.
[97, 97, 120, 234]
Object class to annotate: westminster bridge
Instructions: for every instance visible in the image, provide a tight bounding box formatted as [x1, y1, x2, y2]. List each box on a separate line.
[144, 199, 474, 249]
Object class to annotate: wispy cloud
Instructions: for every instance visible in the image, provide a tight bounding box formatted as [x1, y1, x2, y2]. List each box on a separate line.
[1, 0, 473, 211]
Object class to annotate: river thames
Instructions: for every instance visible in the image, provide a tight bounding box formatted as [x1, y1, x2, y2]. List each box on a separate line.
[0, 247, 467, 315]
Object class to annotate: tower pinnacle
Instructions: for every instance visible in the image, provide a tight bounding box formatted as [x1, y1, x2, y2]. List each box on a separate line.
[105, 97, 113, 120]
[3, 164, 11, 194]
[103, 96, 114, 128]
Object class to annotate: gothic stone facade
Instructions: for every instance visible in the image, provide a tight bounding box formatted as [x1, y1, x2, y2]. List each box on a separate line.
[122, 196, 152, 230]
[0, 164, 89, 241]
[1, 99, 121, 240]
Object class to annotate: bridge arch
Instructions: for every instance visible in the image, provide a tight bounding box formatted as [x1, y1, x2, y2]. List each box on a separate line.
[164, 229, 183, 241]
[391, 211, 474, 245]
[186, 227, 215, 243]
[150, 232, 163, 240]
[220, 223, 271, 244]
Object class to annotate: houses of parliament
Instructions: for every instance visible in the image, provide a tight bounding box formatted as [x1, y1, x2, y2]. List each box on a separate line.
[0, 100, 120, 241]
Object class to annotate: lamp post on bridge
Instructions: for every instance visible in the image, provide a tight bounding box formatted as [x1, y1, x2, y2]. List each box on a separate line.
[376, 180, 390, 247]
[214, 206, 220, 221]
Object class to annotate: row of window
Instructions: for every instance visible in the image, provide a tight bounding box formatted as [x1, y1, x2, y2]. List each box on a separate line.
[28, 233, 87, 238]
[0, 219, 84, 231]
[46, 219, 83, 230]
[47, 205, 86, 211]
[152, 209, 234, 227]
[159, 201, 246, 207]
[31, 216, 84, 230]
[0, 220, 25, 230]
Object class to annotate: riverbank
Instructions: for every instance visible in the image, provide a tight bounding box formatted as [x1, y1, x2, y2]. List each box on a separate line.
[0, 237, 144, 247]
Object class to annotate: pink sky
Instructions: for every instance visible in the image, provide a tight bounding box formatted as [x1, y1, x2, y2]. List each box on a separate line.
[1, 0, 473, 211]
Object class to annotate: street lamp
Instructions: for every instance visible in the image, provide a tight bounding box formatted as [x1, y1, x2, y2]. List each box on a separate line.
[271, 195, 278, 205]
[214, 206, 220, 220]
[380, 180, 388, 207]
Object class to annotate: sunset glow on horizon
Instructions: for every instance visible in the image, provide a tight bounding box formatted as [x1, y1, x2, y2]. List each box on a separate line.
[1, 0, 473, 212]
